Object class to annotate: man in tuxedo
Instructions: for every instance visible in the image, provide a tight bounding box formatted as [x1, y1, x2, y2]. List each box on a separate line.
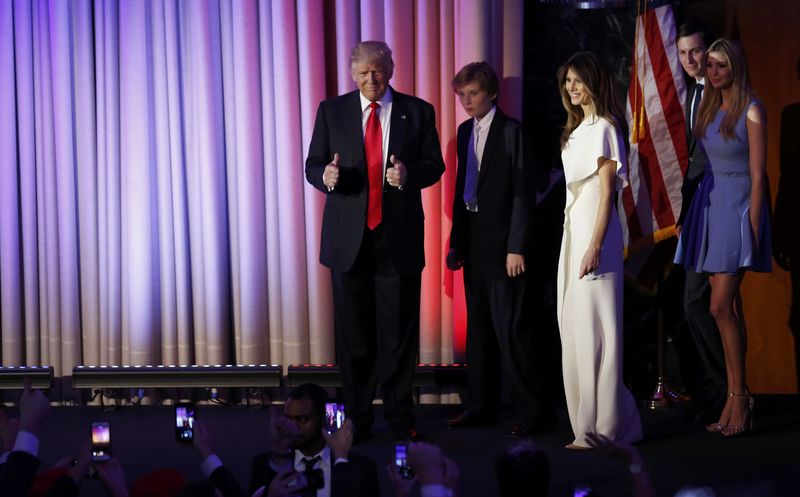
[248, 383, 379, 497]
[445, 62, 554, 436]
[305, 41, 445, 441]
[676, 21, 727, 420]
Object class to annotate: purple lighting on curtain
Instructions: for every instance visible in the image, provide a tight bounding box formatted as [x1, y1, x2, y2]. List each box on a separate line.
[0, 0, 522, 389]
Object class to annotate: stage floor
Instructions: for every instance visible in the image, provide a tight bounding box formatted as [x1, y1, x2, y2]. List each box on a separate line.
[20, 395, 800, 496]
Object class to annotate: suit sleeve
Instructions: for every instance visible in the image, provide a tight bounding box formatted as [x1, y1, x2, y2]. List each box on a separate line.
[210, 466, 247, 497]
[0, 451, 41, 497]
[677, 173, 702, 227]
[449, 123, 468, 253]
[306, 102, 332, 194]
[45, 475, 80, 497]
[506, 122, 533, 256]
[248, 454, 277, 497]
[402, 102, 445, 191]
[331, 457, 380, 497]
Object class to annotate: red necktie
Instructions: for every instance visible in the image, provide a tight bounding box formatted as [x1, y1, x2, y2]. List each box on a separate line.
[365, 102, 382, 230]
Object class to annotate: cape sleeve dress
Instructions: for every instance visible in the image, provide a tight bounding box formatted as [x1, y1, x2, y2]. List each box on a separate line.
[557, 116, 643, 446]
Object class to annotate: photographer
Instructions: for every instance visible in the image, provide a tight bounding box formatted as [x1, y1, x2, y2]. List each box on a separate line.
[248, 383, 378, 497]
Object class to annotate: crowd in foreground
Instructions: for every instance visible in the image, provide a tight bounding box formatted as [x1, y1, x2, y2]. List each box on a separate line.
[0, 380, 661, 497]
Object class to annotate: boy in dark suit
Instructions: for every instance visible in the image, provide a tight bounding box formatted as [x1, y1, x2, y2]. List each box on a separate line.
[446, 62, 553, 436]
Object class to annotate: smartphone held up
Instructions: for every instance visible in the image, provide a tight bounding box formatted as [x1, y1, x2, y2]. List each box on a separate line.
[324, 402, 345, 434]
[395, 442, 414, 479]
[91, 421, 112, 462]
[175, 403, 196, 443]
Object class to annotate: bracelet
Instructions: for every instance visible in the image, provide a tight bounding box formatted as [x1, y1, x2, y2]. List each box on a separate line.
[628, 462, 643, 475]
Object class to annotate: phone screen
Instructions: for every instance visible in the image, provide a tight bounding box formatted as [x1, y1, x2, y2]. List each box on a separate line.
[91, 422, 111, 461]
[395, 443, 414, 479]
[175, 404, 195, 443]
[324, 402, 345, 434]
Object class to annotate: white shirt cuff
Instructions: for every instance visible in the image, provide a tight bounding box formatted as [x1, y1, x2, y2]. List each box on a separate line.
[200, 454, 224, 478]
[251, 486, 265, 497]
[13, 431, 39, 457]
[421, 484, 452, 497]
[334, 457, 348, 465]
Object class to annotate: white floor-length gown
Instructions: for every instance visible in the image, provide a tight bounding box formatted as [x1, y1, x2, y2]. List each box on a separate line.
[557, 116, 643, 447]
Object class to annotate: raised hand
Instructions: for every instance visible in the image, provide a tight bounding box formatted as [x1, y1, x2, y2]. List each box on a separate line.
[386, 154, 407, 188]
[324, 153, 340, 190]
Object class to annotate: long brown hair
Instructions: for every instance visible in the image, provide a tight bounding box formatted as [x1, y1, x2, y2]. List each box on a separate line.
[695, 38, 753, 140]
[557, 51, 625, 150]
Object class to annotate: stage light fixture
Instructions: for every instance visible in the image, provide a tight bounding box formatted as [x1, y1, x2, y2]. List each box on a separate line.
[413, 363, 467, 388]
[285, 364, 340, 387]
[0, 366, 53, 389]
[285, 363, 467, 388]
[72, 364, 282, 389]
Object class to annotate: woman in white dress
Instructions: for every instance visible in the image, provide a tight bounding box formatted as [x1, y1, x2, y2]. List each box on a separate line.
[556, 51, 643, 449]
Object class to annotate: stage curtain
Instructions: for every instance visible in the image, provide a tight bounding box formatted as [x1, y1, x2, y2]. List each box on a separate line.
[0, 0, 521, 387]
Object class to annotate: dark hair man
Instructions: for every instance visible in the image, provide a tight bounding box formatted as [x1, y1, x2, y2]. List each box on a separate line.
[248, 383, 378, 497]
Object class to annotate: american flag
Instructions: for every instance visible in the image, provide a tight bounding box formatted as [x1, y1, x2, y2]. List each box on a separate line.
[620, 1, 688, 262]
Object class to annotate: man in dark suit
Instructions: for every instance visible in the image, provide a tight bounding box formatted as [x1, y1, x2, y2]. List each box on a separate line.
[305, 41, 445, 441]
[676, 21, 727, 420]
[248, 383, 379, 497]
[445, 62, 554, 436]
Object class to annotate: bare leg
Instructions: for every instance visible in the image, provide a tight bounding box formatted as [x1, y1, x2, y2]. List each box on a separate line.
[707, 272, 750, 433]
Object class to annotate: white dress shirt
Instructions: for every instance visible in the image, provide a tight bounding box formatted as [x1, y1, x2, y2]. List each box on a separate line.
[359, 90, 393, 179]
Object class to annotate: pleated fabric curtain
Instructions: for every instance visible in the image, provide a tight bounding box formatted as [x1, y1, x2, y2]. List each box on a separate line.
[0, 0, 522, 393]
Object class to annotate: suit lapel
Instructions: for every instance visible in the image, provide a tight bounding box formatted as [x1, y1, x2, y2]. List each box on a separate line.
[686, 82, 697, 156]
[348, 91, 367, 170]
[477, 110, 504, 190]
[387, 88, 406, 166]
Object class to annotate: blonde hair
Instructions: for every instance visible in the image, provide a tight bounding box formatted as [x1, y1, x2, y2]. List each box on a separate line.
[695, 38, 753, 140]
[350, 41, 394, 78]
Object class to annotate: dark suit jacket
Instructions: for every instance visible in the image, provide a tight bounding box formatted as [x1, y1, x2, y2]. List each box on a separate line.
[306, 88, 445, 275]
[0, 451, 41, 497]
[248, 450, 379, 497]
[450, 109, 533, 279]
[677, 81, 710, 227]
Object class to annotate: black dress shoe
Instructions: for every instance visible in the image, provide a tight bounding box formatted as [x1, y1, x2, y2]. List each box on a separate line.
[446, 410, 495, 428]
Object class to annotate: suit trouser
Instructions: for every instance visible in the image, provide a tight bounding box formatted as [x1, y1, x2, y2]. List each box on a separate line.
[331, 225, 420, 432]
[684, 268, 727, 408]
[462, 213, 551, 420]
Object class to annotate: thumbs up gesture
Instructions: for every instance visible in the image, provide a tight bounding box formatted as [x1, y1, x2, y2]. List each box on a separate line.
[324, 153, 340, 191]
[386, 154, 407, 188]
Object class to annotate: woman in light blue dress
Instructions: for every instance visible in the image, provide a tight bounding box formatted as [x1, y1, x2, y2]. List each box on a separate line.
[675, 38, 770, 436]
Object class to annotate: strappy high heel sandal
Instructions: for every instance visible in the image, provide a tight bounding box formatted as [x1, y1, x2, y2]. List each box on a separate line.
[721, 392, 754, 437]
